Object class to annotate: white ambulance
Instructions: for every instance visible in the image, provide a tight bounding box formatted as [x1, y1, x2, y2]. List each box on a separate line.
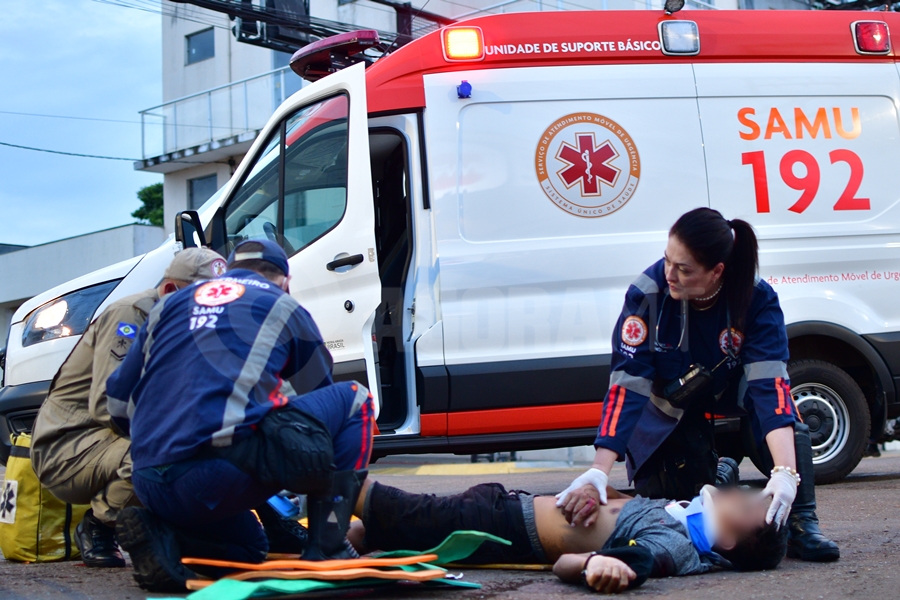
[3, 10, 900, 484]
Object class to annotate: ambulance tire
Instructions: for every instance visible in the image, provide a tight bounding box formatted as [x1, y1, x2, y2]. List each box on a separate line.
[745, 360, 870, 485]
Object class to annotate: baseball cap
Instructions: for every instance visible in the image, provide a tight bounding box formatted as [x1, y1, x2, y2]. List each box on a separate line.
[163, 247, 227, 283]
[227, 239, 290, 276]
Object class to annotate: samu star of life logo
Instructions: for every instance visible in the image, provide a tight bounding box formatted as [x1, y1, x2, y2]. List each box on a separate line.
[535, 112, 641, 218]
[195, 281, 246, 307]
[556, 133, 620, 196]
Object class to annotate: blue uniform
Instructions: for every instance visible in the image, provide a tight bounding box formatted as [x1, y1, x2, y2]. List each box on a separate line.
[107, 269, 335, 471]
[106, 268, 375, 564]
[595, 259, 797, 481]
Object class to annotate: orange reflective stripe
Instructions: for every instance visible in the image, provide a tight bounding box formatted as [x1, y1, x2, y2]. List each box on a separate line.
[599, 385, 618, 437]
[608, 385, 627, 437]
[774, 377, 786, 416]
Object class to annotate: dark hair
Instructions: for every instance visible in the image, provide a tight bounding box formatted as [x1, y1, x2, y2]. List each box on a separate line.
[717, 521, 789, 571]
[229, 241, 286, 281]
[669, 208, 759, 328]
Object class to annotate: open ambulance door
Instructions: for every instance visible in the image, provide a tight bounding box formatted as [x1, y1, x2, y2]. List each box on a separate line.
[210, 62, 383, 416]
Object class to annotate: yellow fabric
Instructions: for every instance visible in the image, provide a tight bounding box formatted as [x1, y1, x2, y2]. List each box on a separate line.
[0, 434, 89, 562]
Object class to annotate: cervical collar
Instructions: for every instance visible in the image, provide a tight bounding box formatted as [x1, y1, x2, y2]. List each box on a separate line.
[664, 485, 719, 555]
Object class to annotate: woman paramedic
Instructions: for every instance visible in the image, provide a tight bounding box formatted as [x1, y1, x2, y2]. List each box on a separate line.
[555, 208, 840, 563]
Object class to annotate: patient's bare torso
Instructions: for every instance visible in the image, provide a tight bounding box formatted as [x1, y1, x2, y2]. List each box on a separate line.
[532, 496, 634, 563]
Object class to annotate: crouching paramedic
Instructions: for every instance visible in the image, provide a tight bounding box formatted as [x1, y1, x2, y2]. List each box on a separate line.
[31, 247, 226, 568]
[351, 479, 789, 594]
[105, 240, 375, 592]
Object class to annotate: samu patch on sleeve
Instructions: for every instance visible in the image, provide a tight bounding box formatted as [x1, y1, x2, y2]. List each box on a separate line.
[116, 322, 138, 339]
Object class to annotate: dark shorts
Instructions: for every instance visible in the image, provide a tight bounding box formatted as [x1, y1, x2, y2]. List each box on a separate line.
[362, 482, 548, 564]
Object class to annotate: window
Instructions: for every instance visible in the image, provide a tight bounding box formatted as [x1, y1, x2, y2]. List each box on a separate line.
[186, 28, 215, 65]
[188, 173, 218, 210]
[224, 94, 349, 255]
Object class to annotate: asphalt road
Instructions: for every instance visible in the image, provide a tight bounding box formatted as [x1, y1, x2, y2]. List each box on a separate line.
[1, 451, 898, 600]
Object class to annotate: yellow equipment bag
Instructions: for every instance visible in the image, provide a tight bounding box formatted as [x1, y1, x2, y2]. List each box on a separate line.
[0, 433, 88, 562]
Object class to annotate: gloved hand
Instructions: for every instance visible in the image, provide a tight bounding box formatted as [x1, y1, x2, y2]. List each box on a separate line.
[556, 468, 609, 527]
[760, 469, 798, 528]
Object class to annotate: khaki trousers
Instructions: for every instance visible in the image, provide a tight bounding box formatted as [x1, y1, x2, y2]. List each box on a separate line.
[40, 430, 140, 524]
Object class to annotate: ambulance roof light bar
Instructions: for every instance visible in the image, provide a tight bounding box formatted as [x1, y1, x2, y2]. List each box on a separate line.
[289, 30, 381, 82]
[658, 20, 700, 56]
[442, 27, 485, 62]
[852, 21, 890, 55]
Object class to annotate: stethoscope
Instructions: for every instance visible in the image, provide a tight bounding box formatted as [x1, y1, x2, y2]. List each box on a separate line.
[654, 292, 738, 363]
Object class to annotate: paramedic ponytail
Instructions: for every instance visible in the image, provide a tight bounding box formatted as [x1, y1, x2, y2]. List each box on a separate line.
[669, 208, 759, 328]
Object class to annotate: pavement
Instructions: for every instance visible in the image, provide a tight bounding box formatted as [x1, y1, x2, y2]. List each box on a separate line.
[1, 450, 898, 599]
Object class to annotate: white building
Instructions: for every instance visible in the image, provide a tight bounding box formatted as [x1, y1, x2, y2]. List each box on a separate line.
[136, 0, 809, 231]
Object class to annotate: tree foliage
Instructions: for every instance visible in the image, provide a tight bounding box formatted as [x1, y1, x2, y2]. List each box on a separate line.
[132, 183, 164, 227]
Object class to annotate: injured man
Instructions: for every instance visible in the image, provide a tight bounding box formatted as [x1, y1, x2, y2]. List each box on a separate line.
[348, 481, 789, 594]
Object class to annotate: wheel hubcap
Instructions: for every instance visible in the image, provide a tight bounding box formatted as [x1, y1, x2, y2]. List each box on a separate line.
[792, 383, 850, 466]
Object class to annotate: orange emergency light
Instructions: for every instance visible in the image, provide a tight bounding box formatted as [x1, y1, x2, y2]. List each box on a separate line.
[442, 27, 484, 62]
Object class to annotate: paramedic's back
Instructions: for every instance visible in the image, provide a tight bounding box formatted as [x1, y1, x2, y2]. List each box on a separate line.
[106, 242, 333, 471]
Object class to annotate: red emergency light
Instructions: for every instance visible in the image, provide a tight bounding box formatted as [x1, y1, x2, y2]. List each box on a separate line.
[852, 21, 890, 55]
[290, 30, 381, 82]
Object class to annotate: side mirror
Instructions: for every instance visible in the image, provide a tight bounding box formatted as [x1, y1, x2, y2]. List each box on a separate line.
[206, 207, 228, 256]
[174, 211, 207, 249]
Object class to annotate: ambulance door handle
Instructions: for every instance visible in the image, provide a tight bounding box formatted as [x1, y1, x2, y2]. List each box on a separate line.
[326, 254, 364, 271]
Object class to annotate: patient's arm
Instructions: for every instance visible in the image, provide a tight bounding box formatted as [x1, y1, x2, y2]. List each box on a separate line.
[554, 553, 636, 594]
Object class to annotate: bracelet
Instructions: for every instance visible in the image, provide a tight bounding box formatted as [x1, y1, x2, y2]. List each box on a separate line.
[582, 552, 600, 587]
[771, 465, 801, 486]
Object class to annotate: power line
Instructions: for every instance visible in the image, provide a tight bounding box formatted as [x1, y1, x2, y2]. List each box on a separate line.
[0, 140, 232, 166]
[0, 141, 138, 161]
[0, 110, 142, 125]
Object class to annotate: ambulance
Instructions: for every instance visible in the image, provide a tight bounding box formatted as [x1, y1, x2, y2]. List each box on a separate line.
[3, 10, 900, 484]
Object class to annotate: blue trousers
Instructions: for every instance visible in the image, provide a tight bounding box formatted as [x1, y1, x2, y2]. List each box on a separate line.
[133, 383, 374, 562]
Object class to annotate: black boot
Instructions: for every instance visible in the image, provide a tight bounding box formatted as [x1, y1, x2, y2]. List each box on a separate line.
[715, 457, 740, 488]
[115, 507, 197, 592]
[75, 508, 126, 568]
[302, 470, 367, 561]
[787, 423, 840, 562]
[255, 500, 309, 555]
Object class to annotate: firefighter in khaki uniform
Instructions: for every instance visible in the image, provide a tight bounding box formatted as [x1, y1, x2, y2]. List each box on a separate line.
[31, 248, 226, 568]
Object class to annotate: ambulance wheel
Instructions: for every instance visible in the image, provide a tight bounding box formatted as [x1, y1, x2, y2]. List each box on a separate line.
[746, 360, 869, 485]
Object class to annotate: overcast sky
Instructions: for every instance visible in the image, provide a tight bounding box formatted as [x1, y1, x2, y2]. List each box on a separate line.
[0, 1, 162, 246]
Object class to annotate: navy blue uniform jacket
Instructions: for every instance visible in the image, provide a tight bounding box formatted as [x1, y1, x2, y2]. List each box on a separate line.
[595, 259, 798, 481]
[106, 269, 333, 471]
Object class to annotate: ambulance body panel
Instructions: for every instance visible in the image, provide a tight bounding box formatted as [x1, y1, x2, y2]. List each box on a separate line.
[3, 10, 900, 482]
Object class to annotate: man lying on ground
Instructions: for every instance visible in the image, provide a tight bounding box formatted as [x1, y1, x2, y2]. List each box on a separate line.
[348, 480, 788, 594]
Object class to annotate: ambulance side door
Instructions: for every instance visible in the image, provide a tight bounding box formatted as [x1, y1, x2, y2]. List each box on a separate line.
[218, 63, 382, 412]
[423, 64, 708, 437]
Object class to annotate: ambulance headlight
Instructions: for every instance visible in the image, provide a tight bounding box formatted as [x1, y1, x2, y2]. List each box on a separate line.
[658, 21, 700, 56]
[22, 280, 120, 347]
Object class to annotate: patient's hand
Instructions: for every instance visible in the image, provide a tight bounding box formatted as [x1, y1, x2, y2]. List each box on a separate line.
[560, 484, 602, 528]
[584, 555, 636, 594]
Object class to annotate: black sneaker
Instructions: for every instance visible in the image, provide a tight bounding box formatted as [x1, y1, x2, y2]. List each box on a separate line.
[75, 509, 126, 568]
[255, 502, 309, 555]
[115, 507, 196, 592]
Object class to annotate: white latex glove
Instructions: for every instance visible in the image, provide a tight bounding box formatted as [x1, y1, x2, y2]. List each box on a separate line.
[760, 470, 798, 528]
[555, 467, 609, 507]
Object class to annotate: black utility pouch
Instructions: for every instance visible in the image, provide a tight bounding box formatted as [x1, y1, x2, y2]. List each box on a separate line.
[208, 406, 335, 496]
[663, 363, 713, 409]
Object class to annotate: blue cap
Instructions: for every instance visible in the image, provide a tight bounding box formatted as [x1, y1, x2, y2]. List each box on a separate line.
[227, 239, 290, 276]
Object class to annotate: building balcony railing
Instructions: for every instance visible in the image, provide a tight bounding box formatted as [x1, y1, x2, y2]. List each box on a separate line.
[138, 66, 303, 162]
